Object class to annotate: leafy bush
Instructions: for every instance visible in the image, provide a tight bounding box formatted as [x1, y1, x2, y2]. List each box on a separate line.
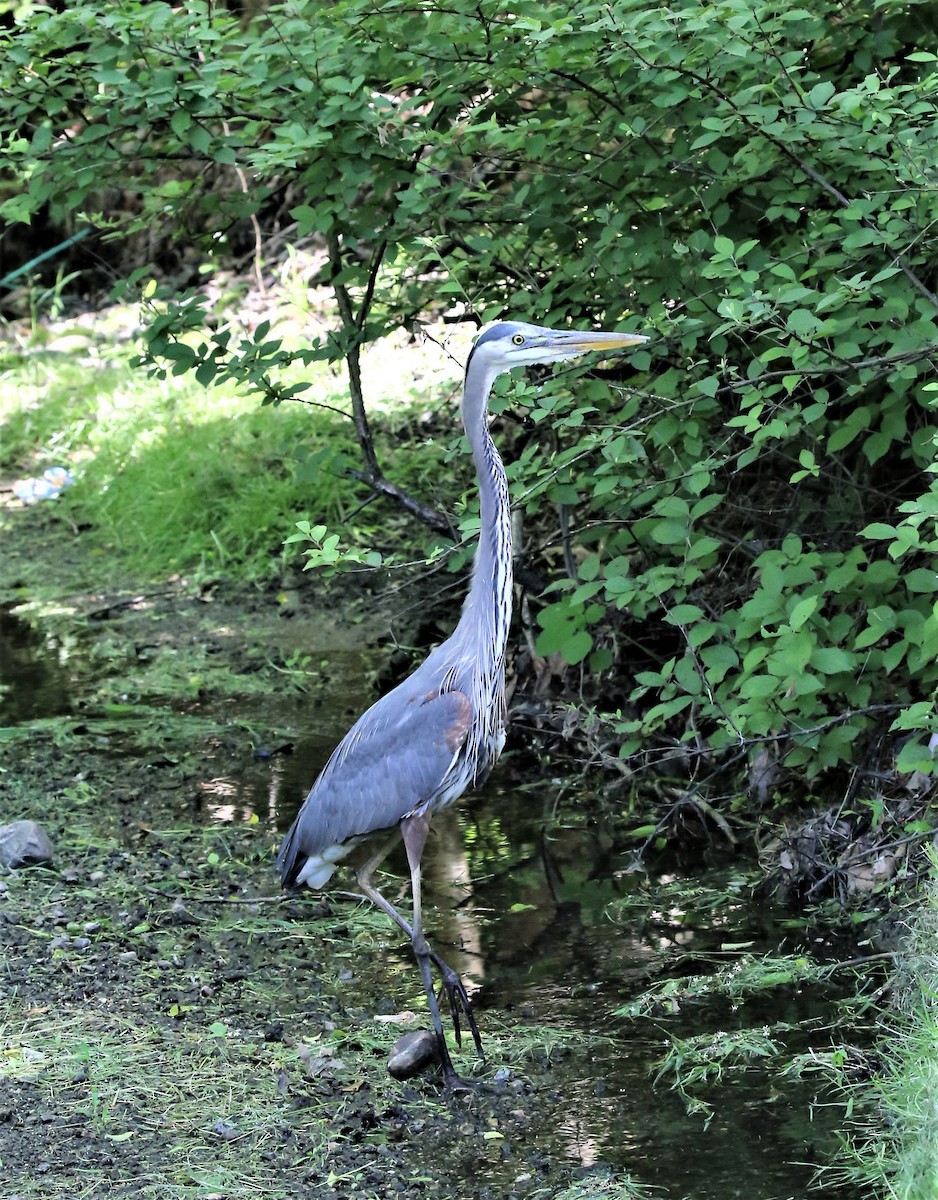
[4, 0, 938, 787]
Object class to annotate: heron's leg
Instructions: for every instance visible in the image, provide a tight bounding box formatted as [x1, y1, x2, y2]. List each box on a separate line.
[355, 833, 451, 1060]
[401, 820, 484, 1060]
[356, 822, 483, 1081]
[400, 814, 484, 1083]
[356, 831, 415, 941]
[398, 812, 467, 1085]
[356, 836, 478, 1012]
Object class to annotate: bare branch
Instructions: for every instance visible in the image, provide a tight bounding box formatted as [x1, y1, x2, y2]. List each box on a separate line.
[325, 231, 452, 536]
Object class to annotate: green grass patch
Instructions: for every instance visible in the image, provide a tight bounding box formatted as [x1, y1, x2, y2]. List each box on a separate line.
[0, 1005, 333, 1198]
[829, 874, 938, 1200]
[1, 321, 456, 586]
[0, 342, 359, 582]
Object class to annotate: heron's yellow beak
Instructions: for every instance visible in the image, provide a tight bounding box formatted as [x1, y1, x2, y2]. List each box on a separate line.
[534, 327, 648, 363]
[560, 330, 648, 353]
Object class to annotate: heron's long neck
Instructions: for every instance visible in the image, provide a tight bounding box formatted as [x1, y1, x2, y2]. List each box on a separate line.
[454, 359, 512, 673]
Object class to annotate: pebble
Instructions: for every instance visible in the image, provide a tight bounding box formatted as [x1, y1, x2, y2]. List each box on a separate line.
[387, 1029, 439, 1080]
[0, 820, 54, 869]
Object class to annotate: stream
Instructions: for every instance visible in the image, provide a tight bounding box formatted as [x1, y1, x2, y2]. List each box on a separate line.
[0, 600, 861, 1200]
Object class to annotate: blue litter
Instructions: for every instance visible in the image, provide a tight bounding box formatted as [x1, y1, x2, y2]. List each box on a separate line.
[13, 467, 74, 504]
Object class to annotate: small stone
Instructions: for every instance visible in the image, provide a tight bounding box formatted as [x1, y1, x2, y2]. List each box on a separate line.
[387, 1029, 440, 1080]
[168, 899, 200, 926]
[0, 821, 54, 869]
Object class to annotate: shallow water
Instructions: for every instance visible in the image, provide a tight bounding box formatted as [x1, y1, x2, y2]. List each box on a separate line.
[279, 771, 848, 1200]
[0, 603, 73, 721]
[161, 694, 855, 1199]
[1, 607, 858, 1199]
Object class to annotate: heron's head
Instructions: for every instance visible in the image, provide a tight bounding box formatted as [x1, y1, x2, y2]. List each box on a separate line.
[468, 319, 647, 376]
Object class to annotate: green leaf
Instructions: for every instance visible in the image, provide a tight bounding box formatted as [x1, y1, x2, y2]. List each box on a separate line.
[787, 309, 820, 336]
[890, 702, 936, 732]
[627, 825, 660, 839]
[700, 643, 739, 683]
[713, 235, 735, 258]
[905, 569, 938, 593]
[665, 604, 704, 625]
[896, 740, 935, 776]
[808, 80, 836, 108]
[651, 519, 687, 546]
[861, 523, 897, 540]
[811, 647, 855, 674]
[560, 629, 593, 665]
[854, 607, 896, 649]
[579, 553, 601, 582]
[788, 595, 819, 630]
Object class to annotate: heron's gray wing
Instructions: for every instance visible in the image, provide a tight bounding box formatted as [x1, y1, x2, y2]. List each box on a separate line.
[278, 688, 471, 887]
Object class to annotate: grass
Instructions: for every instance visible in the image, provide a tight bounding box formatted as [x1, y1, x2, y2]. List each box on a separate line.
[551, 1173, 658, 1199]
[0, 306, 459, 587]
[620, 951, 829, 1017]
[1, 1005, 334, 1197]
[828, 871, 938, 1200]
[0, 344, 354, 583]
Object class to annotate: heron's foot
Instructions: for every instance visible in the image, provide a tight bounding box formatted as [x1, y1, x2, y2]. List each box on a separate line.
[442, 1063, 481, 1093]
[431, 1027, 482, 1091]
[436, 960, 484, 1060]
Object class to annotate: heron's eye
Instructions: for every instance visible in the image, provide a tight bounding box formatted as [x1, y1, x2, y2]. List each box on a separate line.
[511, 333, 525, 345]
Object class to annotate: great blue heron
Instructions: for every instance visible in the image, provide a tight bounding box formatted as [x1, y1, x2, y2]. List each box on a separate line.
[278, 319, 647, 1084]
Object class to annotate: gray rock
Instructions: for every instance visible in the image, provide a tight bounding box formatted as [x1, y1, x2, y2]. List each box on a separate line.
[387, 1029, 440, 1080]
[0, 820, 54, 869]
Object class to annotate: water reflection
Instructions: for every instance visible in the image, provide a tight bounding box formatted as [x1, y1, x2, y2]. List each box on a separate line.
[0, 606, 72, 721]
